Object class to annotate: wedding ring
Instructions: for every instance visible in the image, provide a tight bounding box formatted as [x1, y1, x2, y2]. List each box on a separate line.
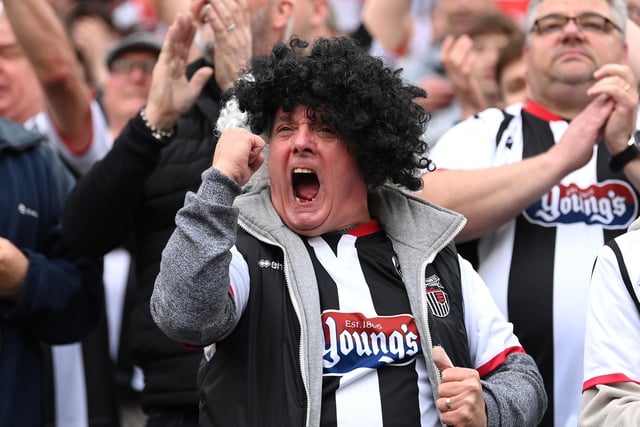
[445, 397, 452, 411]
[227, 23, 236, 31]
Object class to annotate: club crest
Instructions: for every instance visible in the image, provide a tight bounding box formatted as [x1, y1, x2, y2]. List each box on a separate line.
[424, 274, 450, 317]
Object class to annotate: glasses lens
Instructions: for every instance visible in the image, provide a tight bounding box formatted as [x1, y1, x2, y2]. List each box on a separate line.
[575, 14, 608, 32]
[111, 58, 156, 74]
[111, 58, 132, 73]
[535, 15, 568, 34]
[140, 59, 157, 73]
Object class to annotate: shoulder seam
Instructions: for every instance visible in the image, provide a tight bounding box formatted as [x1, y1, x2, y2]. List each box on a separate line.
[606, 240, 640, 314]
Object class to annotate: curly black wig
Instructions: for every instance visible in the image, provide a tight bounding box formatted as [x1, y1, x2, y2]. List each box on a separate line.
[227, 37, 431, 191]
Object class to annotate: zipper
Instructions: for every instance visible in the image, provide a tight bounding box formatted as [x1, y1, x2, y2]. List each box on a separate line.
[418, 217, 466, 399]
[237, 220, 312, 426]
[238, 204, 466, 427]
[420, 254, 441, 386]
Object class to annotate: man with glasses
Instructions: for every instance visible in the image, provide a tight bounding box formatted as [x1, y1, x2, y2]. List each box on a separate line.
[101, 31, 162, 139]
[417, 0, 638, 425]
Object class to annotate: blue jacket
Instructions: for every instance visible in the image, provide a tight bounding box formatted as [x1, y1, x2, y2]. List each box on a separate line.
[0, 118, 102, 426]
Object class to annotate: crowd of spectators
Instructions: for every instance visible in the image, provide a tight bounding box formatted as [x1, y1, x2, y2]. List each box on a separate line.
[3, 0, 640, 426]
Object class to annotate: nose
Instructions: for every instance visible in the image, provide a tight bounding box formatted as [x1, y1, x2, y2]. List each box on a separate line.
[486, 49, 499, 67]
[129, 66, 148, 82]
[562, 18, 583, 35]
[291, 126, 314, 154]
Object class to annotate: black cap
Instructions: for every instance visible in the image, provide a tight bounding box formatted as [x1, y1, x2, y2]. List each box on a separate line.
[106, 32, 162, 69]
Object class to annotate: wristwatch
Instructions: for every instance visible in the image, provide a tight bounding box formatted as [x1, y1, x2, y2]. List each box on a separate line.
[610, 130, 640, 172]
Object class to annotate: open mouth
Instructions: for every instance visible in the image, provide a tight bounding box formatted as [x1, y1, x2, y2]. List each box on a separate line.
[292, 168, 319, 203]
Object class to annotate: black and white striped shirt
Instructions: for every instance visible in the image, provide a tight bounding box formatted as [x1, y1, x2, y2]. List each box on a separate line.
[430, 102, 640, 427]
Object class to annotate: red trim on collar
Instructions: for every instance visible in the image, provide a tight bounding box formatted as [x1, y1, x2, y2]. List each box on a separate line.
[348, 219, 382, 237]
[523, 101, 564, 122]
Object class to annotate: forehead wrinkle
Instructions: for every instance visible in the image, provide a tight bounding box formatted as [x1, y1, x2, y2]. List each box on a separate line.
[275, 113, 293, 124]
[275, 108, 319, 125]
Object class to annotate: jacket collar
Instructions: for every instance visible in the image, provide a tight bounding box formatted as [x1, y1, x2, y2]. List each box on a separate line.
[235, 183, 466, 251]
[0, 117, 44, 152]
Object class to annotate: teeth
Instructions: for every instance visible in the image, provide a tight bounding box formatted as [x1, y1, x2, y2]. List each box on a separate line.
[295, 196, 314, 204]
[293, 168, 314, 174]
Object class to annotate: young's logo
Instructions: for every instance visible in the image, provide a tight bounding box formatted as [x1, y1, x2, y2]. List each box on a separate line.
[524, 181, 637, 228]
[322, 311, 421, 375]
[424, 274, 450, 318]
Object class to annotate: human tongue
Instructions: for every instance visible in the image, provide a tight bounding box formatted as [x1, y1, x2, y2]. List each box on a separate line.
[294, 174, 319, 202]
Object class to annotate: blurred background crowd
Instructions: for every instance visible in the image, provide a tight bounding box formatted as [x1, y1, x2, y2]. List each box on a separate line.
[4, 0, 640, 426]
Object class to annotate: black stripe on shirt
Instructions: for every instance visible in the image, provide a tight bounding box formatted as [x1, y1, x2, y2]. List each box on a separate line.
[508, 112, 557, 427]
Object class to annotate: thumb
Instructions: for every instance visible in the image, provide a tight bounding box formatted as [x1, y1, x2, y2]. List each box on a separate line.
[189, 66, 214, 95]
[432, 345, 454, 373]
[247, 135, 266, 164]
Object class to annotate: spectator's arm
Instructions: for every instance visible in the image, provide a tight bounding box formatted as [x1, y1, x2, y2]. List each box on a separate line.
[151, 167, 242, 345]
[581, 383, 640, 427]
[70, 15, 119, 92]
[153, 0, 190, 27]
[418, 95, 616, 241]
[152, 0, 200, 61]
[3, 0, 93, 153]
[361, 0, 413, 55]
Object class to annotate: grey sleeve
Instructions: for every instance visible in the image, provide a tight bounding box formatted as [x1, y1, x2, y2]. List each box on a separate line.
[150, 167, 243, 346]
[481, 352, 548, 426]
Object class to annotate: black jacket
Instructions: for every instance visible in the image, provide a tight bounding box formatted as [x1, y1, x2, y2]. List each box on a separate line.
[197, 230, 472, 427]
[63, 59, 222, 413]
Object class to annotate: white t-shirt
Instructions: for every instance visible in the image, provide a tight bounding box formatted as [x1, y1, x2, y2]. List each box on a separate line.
[24, 100, 112, 175]
[426, 104, 640, 427]
[583, 218, 640, 390]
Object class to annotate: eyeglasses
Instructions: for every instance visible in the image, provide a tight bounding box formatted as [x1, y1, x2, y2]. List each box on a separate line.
[531, 12, 622, 35]
[110, 58, 157, 75]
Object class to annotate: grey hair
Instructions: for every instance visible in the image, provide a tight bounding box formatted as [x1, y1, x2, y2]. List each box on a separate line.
[215, 74, 254, 134]
[214, 73, 270, 191]
[525, 0, 628, 42]
[215, 97, 250, 133]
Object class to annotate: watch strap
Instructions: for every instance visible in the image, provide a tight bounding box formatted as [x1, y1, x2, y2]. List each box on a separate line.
[610, 132, 640, 172]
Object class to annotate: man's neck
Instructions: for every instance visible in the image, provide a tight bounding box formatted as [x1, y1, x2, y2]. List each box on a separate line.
[530, 83, 593, 120]
[530, 95, 590, 120]
[1, 105, 40, 125]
